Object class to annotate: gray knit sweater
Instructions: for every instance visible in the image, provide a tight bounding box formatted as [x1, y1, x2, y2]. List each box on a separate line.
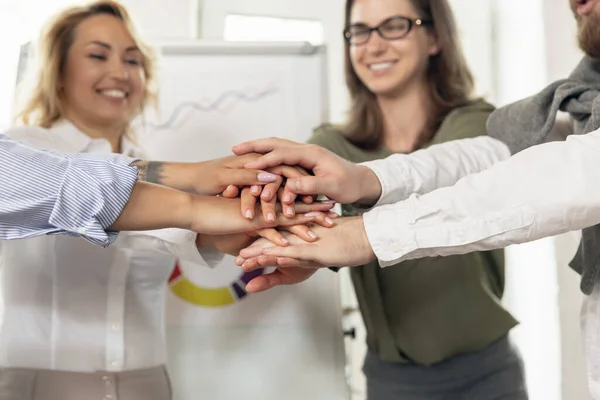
[487, 56, 600, 294]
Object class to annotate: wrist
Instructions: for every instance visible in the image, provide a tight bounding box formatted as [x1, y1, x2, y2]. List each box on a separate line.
[165, 162, 198, 193]
[354, 166, 382, 206]
[130, 160, 198, 193]
[350, 216, 376, 265]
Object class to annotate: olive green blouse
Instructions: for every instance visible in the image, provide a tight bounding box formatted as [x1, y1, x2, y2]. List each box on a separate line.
[308, 99, 518, 366]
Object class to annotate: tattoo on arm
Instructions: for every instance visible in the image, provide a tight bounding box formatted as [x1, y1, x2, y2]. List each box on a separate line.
[130, 161, 167, 184]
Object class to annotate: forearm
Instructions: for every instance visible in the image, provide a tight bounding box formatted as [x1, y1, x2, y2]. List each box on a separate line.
[363, 129, 600, 266]
[109, 182, 194, 231]
[360, 136, 510, 206]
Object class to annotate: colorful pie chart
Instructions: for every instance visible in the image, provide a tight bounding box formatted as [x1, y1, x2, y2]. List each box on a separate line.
[168, 262, 265, 307]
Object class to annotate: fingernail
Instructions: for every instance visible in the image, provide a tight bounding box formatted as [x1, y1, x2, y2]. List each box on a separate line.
[258, 172, 277, 182]
[304, 212, 320, 217]
[235, 256, 244, 265]
[322, 199, 336, 204]
[308, 230, 317, 239]
[262, 189, 272, 199]
[251, 185, 261, 194]
[325, 217, 334, 225]
[267, 212, 275, 221]
[281, 237, 289, 244]
[285, 207, 294, 217]
[294, 180, 302, 190]
[245, 210, 253, 219]
[283, 194, 292, 203]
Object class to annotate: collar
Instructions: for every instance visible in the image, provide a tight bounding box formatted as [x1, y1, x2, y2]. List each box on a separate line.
[49, 120, 143, 157]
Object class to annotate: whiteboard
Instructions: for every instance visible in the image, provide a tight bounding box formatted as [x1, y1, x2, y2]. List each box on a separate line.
[138, 41, 348, 400]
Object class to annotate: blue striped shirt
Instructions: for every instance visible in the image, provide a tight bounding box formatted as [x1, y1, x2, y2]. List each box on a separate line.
[0, 133, 139, 247]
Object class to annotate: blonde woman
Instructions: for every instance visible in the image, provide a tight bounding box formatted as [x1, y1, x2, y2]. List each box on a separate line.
[0, 2, 334, 399]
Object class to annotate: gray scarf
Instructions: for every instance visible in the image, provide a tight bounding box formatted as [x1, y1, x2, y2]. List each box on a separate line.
[486, 56, 600, 294]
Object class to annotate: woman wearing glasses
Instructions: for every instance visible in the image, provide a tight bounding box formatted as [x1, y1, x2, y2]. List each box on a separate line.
[308, 0, 528, 398]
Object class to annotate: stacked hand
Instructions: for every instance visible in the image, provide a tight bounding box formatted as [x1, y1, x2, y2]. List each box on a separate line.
[182, 139, 382, 293]
[222, 138, 381, 292]
[191, 152, 341, 262]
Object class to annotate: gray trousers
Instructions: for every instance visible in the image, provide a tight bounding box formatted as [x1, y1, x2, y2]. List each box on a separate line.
[0, 365, 171, 400]
[363, 336, 528, 400]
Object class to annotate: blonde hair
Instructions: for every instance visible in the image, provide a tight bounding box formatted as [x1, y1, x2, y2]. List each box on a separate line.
[343, 0, 475, 150]
[15, 0, 157, 130]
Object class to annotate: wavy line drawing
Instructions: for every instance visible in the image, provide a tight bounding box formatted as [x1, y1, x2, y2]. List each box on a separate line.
[147, 83, 279, 130]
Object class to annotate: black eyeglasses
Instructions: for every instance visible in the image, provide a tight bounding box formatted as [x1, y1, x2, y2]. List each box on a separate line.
[343, 16, 433, 45]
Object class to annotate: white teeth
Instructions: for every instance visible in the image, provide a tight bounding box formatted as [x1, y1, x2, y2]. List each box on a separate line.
[370, 62, 394, 71]
[101, 89, 127, 98]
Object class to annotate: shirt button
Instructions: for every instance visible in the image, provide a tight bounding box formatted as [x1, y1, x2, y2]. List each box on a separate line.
[110, 361, 119, 367]
[111, 322, 121, 332]
[75, 227, 86, 234]
[187, 232, 195, 241]
[104, 395, 114, 400]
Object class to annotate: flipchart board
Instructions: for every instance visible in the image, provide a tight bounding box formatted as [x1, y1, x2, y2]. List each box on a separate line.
[138, 41, 349, 400]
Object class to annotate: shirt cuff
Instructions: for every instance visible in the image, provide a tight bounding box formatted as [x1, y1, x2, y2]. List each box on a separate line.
[49, 159, 138, 247]
[362, 199, 419, 267]
[359, 154, 412, 207]
[126, 228, 225, 268]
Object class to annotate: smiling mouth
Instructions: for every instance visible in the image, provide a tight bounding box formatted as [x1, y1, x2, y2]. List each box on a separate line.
[97, 89, 129, 99]
[368, 61, 396, 71]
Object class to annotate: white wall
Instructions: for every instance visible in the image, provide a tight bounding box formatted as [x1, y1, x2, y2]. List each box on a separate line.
[493, 1, 590, 399]
[541, 2, 589, 399]
[199, 0, 348, 124]
[118, 0, 198, 40]
[491, 2, 561, 399]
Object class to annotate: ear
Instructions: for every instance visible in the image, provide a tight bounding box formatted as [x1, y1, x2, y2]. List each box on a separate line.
[427, 30, 441, 56]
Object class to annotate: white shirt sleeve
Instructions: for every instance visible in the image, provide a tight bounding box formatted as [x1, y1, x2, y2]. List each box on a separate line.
[361, 136, 511, 206]
[363, 127, 600, 267]
[125, 229, 224, 268]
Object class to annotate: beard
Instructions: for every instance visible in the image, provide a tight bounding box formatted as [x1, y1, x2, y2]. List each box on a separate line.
[578, 11, 600, 59]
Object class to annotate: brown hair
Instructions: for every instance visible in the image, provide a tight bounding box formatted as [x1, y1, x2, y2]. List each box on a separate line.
[343, 0, 475, 149]
[15, 0, 157, 131]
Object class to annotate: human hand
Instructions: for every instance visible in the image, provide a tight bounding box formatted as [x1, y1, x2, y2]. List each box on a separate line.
[195, 211, 338, 255]
[229, 233, 319, 293]
[173, 153, 287, 195]
[189, 195, 335, 235]
[221, 164, 327, 220]
[231, 138, 382, 206]
[235, 216, 376, 269]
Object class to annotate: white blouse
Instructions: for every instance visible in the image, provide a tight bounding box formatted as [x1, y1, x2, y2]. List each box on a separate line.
[0, 121, 219, 372]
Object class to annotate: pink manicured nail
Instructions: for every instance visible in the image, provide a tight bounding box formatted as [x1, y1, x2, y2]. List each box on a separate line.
[245, 210, 253, 219]
[258, 172, 277, 182]
[308, 231, 317, 239]
[304, 212, 320, 217]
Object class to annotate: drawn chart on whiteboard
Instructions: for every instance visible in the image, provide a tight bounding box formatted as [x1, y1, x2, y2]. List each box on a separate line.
[140, 72, 296, 164]
[138, 72, 295, 312]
